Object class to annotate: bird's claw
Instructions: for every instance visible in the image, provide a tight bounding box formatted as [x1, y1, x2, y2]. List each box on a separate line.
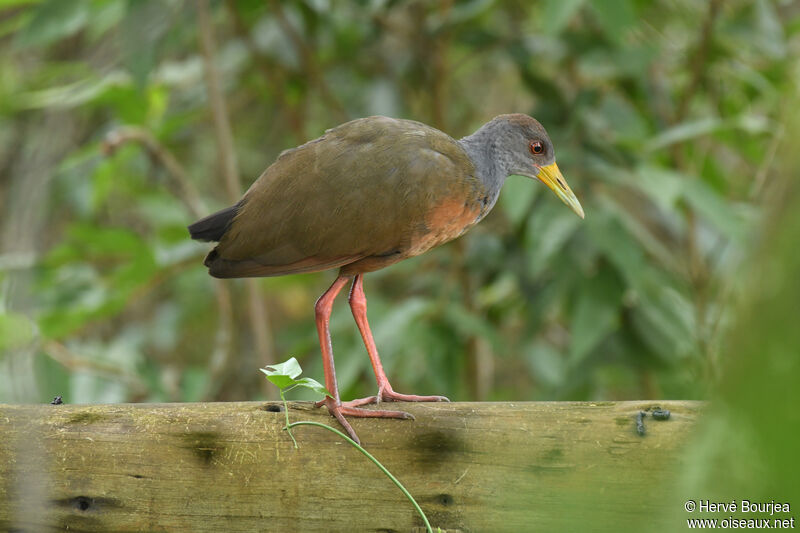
[359, 386, 450, 406]
[319, 397, 415, 445]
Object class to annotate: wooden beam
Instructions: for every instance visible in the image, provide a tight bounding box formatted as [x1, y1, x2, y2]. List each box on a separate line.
[0, 401, 701, 532]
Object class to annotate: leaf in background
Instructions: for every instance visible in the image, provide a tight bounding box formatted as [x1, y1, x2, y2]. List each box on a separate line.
[569, 269, 622, 366]
[586, 212, 646, 289]
[0, 0, 40, 7]
[16, 72, 131, 111]
[525, 339, 566, 388]
[0, 6, 31, 40]
[443, 303, 503, 354]
[525, 201, 582, 275]
[181, 367, 209, 402]
[632, 288, 696, 362]
[14, 0, 90, 48]
[0, 311, 36, 352]
[374, 298, 431, 362]
[630, 165, 685, 213]
[590, 0, 635, 45]
[646, 118, 722, 152]
[682, 177, 746, 242]
[597, 94, 648, 143]
[499, 174, 538, 226]
[119, 0, 171, 89]
[753, 0, 785, 59]
[36, 223, 158, 339]
[541, 0, 585, 35]
[595, 192, 683, 278]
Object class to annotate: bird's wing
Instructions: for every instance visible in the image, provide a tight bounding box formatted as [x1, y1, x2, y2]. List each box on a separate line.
[210, 117, 478, 278]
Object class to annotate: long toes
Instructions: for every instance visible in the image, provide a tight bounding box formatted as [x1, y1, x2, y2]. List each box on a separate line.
[339, 406, 415, 420]
[341, 396, 378, 408]
[382, 392, 450, 403]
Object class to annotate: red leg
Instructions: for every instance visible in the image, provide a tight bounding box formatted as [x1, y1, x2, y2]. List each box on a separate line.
[314, 275, 412, 445]
[346, 274, 449, 406]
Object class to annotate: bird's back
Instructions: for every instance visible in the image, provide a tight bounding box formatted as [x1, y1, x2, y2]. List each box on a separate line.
[203, 116, 488, 278]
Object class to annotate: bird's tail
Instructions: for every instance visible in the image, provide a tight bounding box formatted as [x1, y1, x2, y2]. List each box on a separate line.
[187, 201, 242, 242]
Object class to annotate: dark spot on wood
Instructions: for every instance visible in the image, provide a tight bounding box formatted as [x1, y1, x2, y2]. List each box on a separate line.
[412, 430, 465, 466]
[51, 495, 121, 512]
[438, 493, 454, 506]
[128, 473, 146, 479]
[263, 404, 283, 413]
[541, 447, 563, 463]
[181, 431, 224, 466]
[67, 412, 109, 424]
[75, 496, 91, 511]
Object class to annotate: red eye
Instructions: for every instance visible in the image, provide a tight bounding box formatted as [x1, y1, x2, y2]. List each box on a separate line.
[530, 141, 544, 155]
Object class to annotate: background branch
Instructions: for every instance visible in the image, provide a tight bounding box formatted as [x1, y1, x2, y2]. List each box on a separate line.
[196, 0, 275, 399]
[102, 126, 206, 219]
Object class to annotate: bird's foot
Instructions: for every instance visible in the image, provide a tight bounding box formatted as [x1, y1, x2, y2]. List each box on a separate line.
[320, 397, 414, 445]
[343, 385, 450, 408]
[315, 388, 449, 409]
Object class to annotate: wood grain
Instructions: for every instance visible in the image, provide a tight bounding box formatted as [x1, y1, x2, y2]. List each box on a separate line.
[0, 401, 702, 532]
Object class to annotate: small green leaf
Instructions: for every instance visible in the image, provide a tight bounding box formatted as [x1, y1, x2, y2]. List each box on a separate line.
[262, 357, 303, 380]
[260, 357, 332, 398]
[259, 372, 297, 390]
[294, 377, 333, 398]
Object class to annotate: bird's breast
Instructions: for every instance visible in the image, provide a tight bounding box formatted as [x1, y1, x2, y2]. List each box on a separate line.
[406, 194, 486, 257]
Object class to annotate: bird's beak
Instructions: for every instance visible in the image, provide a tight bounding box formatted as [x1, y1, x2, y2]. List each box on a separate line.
[536, 162, 584, 219]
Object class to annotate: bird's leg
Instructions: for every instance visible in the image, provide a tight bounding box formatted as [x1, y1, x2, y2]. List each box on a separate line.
[345, 274, 449, 406]
[315, 275, 413, 445]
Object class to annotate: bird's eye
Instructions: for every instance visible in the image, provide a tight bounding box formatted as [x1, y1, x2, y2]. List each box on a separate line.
[530, 141, 544, 155]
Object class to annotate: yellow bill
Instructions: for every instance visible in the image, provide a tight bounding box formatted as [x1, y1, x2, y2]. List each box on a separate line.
[537, 162, 584, 219]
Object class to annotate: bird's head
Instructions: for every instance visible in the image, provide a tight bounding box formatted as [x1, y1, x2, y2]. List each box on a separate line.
[487, 114, 584, 219]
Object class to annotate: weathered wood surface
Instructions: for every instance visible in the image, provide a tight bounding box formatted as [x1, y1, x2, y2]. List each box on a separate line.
[0, 401, 701, 532]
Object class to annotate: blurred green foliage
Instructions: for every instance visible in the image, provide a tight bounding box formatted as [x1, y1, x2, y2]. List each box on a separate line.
[0, 0, 797, 408]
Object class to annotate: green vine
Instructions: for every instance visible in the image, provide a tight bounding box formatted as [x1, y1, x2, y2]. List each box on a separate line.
[261, 358, 436, 533]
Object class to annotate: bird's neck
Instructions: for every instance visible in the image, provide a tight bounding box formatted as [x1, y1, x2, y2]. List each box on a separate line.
[458, 129, 507, 211]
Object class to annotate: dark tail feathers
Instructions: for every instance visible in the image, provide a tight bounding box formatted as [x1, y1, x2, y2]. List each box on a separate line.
[188, 201, 242, 242]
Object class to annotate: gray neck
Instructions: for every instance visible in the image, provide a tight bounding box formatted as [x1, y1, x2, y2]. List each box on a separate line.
[458, 127, 507, 212]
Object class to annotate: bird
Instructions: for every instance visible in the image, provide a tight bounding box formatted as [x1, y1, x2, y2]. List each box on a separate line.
[188, 114, 584, 444]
